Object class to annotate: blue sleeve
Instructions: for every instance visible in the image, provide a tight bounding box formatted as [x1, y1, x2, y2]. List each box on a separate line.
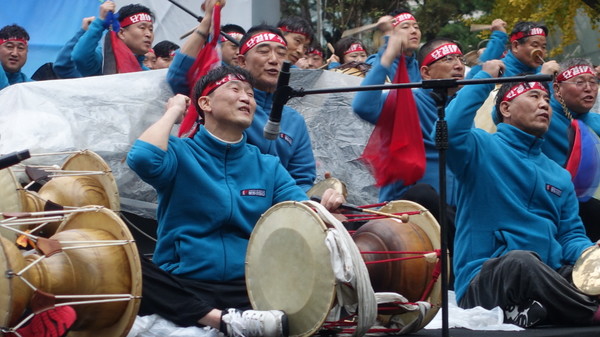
[327, 61, 341, 69]
[72, 18, 105, 77]
[466, 31, 508, 79]
[167, 51, 195, 94]
[126, 139, 178, 189]
[287, 112, 317, 192]
[53, 29, 86, 79]
[0, 67, 8, 90]
[351, 60, 389, 124]
[272, 160, 308, 203]
[556, 184, 594, 264]
[579, 112, 600, 136]
[446, 70, 495, 173]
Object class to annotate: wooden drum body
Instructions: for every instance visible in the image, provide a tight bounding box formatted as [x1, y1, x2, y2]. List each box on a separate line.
[0, 207, 141, 337]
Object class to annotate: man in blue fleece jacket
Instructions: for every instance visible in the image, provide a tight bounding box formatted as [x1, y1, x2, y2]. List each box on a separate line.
[545, 58, 600, 242]
[365, 8, 421, 82]
[167, 7, 316, 191]
[71, 1, 154, 76]
[448, 59, 600, 328]
[127, 66, 344, 337]
[0, 24, 32, 90]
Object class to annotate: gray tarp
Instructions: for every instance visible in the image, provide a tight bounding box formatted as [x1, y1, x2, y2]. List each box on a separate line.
[0, 68, 377, 219]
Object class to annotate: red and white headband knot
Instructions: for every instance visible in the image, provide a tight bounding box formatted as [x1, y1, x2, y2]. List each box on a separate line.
[220, 32, 244, 43]
[502, 82, 547, 102]
[0, 37, 28, 46]
[120, 12, 153, 28]
[392, 13, 416, 27]
[557, 65, 595, 82]
[423, 43, 462, 66]
[308, 48, 323, 58]
[278, 26, 310, 39]
[344, 43, 366, 55]
[201, 73, 248, 97]
[239, 32, 287, 55]
[510, 27, 545, 42]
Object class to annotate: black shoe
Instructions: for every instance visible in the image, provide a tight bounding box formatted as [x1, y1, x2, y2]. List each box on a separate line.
[503, 300, 546, 328]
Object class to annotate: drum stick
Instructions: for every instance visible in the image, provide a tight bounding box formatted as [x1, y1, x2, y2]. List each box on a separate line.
[470, 24, 492, 32]
[309, 197, 409, 222]
[341, 18, 393, 38]
[327, 43, 335, 54]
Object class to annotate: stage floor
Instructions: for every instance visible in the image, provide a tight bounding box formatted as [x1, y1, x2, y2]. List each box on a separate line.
[410, 325, 600, 336]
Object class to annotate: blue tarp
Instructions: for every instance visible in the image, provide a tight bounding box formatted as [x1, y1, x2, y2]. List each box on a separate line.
[0, 1, 98, 76]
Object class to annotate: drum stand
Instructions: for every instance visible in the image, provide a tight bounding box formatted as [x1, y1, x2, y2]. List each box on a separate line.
[272, 64, 553, 337]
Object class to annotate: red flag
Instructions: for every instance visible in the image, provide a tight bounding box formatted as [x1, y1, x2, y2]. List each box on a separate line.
[360, 55, 426, 187]
[178, 3, 223, 138]
[106, 31, 143, 74]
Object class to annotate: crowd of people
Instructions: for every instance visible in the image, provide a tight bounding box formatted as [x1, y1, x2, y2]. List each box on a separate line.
[2, 0, 600, 337]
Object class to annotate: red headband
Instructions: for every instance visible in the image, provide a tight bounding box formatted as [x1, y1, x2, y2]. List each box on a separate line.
[239, 32, 287, 55]
[200, 73, 248, 97]
[509, 27, 545, 42]
[502, 82, 547, 102]
[0, 38, 28, 46]
[557, 65, 595, 82]
[278, 26, 310, 39]
[220, 32, 244, 43]
[344, 43, 366, 55]
[120, 12, 153, 28]
[392, 13, 416, 27]
[308, 48, 323, 58]
[422, 43, 462, 66]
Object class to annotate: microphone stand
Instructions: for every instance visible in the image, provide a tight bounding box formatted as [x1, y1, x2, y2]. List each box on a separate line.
[276, 73, 552, 337]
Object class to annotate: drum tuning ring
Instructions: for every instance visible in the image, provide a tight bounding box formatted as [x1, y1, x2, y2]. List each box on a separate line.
[5, 269, 16, 279]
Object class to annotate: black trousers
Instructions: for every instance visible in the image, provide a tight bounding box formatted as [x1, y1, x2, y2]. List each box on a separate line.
[459, 250, 599, 325]
[580, 198, 600, 242]
[138, 256, 251, 327]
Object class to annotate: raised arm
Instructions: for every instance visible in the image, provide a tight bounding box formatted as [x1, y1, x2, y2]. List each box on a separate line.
[138, 94, 190, 150]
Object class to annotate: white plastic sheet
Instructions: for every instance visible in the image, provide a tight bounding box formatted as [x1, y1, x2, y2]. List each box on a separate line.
[0, 68, 377, 218]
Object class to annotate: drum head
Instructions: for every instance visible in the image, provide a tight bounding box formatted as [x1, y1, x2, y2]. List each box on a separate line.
[306, 177, 348, 200]
[378, 200, 442, 330]
[246, 201, 336, 337]
[61, 150, 120, 212]
[0, 168, 26, 240]
[0, 236, 31, 329]
[573, 245, 600, 295]
[55, 208, 141, 337]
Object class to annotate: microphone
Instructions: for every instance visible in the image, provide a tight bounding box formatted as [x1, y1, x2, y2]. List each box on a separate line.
[264, 61, 292, 140]
[0, 149, 31, 170]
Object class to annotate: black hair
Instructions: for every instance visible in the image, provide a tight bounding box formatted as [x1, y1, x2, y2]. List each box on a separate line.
[117, 4, 155, 22]
[495, 77, 550, 123]
[0, 24, 29, 41]
[238, 24, 286, 52]
[192, 66, 255, 119]
[389, 7, 413, 17]
[276, 16, 314, 43]
[333, 37, 367, 62]
[417, 37, 461, 65]
[308, 42, 325, 57]
[222, 24, 246, 36]
[510, 22, 548, 44]
[153, 40, 179, 58]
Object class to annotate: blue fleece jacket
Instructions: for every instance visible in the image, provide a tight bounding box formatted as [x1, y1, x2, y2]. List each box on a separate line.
[446, 70, 593, 303]
[127, 126, 307, 281]
[365, 35, 421, 83]
[53, 29, 86, 79]
[167, 51, 316, 191]
[351, 60, 457, 204]
[0, 67, 31, 90]
[466, 30, 508, 79]
[72, 18, 148, 76]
